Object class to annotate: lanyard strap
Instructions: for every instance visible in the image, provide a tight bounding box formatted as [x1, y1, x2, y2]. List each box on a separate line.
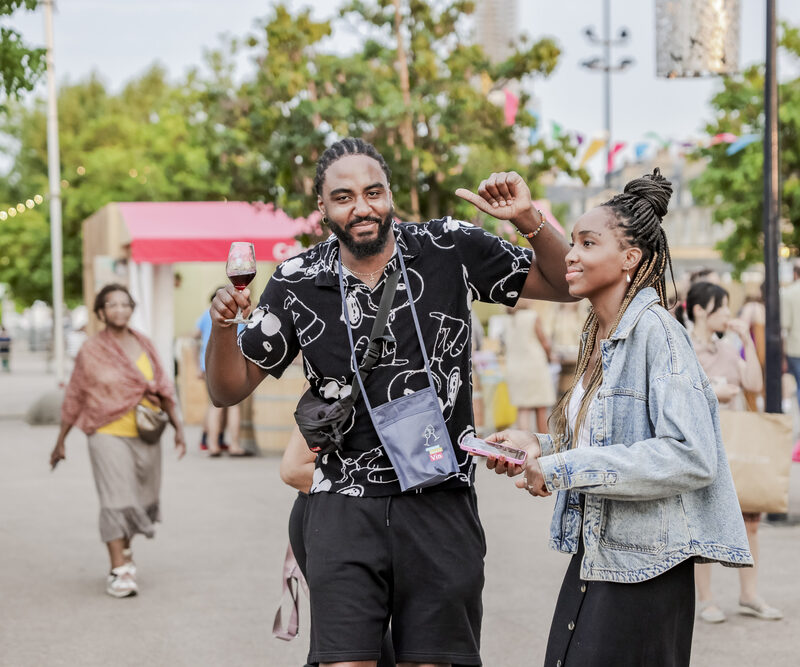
[338, 241, 438, 414]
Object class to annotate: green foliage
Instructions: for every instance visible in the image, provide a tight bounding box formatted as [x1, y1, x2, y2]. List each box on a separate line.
[195, 0, 587, 227]
[1, 0, 587, 306]
[0, 0, 45, 112]
[0, 67, 230, 304]
[690, 21, 800, 275]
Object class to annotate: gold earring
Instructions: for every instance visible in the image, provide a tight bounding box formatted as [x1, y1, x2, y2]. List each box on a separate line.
[626, 271, 631, 284]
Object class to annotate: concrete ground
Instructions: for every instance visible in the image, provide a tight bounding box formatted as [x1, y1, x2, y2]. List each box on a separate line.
[1, 348, 798, 666]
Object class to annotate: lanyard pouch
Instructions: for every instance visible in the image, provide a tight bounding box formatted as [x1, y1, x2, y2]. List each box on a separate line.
[339, 245, 459, 492]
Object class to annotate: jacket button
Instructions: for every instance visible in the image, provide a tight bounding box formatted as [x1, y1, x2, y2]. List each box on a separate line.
[568, 621, 575, 631]
[580, 584, 587, 593]
[557, 661, 562, 667]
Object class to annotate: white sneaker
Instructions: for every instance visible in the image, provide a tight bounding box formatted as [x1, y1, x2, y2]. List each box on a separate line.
[106, 564, 138, 598]
[122, 548, 136, 577]
[738, 599, 783, 620]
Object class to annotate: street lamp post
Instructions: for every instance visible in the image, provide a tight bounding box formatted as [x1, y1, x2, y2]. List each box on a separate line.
[763, 0, 781, 415]
[43, 0, 65, 385]
[581, 0, 634, 188]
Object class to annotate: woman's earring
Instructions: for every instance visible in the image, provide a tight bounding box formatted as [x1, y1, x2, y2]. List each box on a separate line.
[626, 271, 631, 284]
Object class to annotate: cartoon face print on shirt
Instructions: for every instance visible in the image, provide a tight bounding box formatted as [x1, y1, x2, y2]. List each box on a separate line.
[241, 306, 288, 370]
[284, 289, 325, 346]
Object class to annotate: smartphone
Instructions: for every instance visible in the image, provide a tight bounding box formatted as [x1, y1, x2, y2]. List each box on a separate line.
[459, 434, 527, 466]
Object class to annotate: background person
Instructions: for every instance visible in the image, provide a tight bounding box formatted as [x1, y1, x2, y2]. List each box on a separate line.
[676, 281, 782, 623]
[49, 283, 186, 598]
[195, 291, 250, 457]
[0, 325, 10, 372]
[485, 169, 752, 666]
[781, 261, 800, 462]
[503, 301, 555, 432]
[280, 425, 396, 667]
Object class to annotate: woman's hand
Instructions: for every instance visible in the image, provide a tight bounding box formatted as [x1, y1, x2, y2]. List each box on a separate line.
[50, 440, 65, 470]
[483, 429, 550, 497]
[174, 429, 187, 460]
[514, 458, 551, 497]
[484, 429, 541, 476]
[714, 382, 741, 404]
[726, 318, 750, 341]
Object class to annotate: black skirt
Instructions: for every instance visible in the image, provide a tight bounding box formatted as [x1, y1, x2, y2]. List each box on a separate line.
[544, 525, 695, 667]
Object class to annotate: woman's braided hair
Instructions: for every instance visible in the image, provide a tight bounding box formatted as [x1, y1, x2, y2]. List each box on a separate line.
[313, 137, 392, 197]
[551, 168, 675, 452]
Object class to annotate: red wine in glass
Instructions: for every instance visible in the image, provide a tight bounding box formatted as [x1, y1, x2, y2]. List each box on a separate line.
[230, 272, 256, 290]
[225, 242, 256, 324]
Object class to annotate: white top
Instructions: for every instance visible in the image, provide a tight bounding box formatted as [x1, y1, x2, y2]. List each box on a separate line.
[567, 374, 592, 449]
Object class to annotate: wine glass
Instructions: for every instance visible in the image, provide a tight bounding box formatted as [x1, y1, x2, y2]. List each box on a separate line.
[225, 241, 256, 324]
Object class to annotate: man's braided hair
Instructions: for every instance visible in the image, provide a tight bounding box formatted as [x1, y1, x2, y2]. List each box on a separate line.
[551, 168, 675, 451]
[313, 138, 392, 197]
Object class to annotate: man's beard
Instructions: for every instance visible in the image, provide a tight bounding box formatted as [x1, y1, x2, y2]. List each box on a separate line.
[328, 209, 395, 259]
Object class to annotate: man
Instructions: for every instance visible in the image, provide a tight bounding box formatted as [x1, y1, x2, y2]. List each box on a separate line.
[206, 138, 573, 667]
[781, 260, 800, 461]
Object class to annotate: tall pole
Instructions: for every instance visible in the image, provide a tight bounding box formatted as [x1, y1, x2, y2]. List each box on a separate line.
[44, 0, 65, 384]
[603, 0, 611, 188]
[763, 0, 781, 414]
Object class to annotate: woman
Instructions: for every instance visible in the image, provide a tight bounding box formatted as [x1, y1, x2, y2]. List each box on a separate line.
[485, 169, 752, 666]
[50, 283, 186, 598]
[504, 302, 555, 432]
[676, 281, 782, 623]
[280, 426, 396, 667]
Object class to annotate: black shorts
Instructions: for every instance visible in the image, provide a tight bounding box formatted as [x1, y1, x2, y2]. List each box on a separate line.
[303, 487, 486, 665]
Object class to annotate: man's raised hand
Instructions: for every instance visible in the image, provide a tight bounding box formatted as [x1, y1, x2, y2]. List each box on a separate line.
[210, 286, 251, 327]
[455, 171, 533, 221]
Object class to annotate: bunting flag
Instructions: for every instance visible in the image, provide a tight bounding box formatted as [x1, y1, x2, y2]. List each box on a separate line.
[634, 142, 649, 161]
[504, 89, 519, 126]
[726, 133, 760, 155]
[480, 72, 492, 96]
[528, 110, 541, 144]
[607, 141, 626, 174]
[576, 133, 585, 145]
[579, 137, 606, 168]
[710, 132, 738, 145]
[551, 121, 563, 139]
[644, 131, 670, 148]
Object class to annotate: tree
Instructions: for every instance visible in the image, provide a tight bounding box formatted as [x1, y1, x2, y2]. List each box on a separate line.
[690, 23, 800, 275]
[1, 0, 589, 305]
[0, 67, 230, 304]
[0, 0, 45, 113]
[198, 0, 587, 227]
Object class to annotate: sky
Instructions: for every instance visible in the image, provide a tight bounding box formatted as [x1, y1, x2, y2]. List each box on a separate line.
[5, 0, 800, 184]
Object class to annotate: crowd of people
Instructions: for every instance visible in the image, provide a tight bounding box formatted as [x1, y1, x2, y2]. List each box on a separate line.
[46, 137, 792, 666]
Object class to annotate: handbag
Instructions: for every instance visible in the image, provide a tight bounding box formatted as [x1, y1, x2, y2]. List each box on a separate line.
[272, 542, 308, 641]
[339, 248, 460, 492]
[293, 269, 400, 455]
[718, 409, 793, 513]
[135, 403, 169, 444]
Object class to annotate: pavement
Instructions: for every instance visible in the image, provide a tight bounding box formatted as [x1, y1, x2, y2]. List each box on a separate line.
[1, 348, 799, 666]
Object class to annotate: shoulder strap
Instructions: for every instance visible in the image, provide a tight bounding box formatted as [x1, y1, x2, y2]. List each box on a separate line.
[349, 269, 400, 403]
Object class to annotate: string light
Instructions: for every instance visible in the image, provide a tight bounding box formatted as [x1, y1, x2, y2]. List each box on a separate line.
[1, 161, 151, 226]
[0, 193, 46, 221]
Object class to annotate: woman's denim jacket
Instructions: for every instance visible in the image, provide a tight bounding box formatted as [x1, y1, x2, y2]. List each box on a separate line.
[537, 288, 753, 583]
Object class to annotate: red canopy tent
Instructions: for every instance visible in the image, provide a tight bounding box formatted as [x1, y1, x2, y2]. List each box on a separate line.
[82, 201, 318, 372]
[117, 201, 314, 263]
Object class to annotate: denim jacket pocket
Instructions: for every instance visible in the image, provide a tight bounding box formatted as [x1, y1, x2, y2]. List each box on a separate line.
[599, 498, 667, 554]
